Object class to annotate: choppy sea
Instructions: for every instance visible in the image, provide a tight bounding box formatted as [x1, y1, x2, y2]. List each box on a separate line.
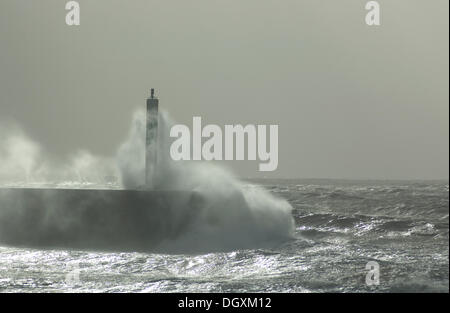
[0, 179, 448, 292]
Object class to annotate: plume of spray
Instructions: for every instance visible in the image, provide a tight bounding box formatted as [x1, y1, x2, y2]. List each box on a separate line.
[0, 122, 118, 187]
[0, 123, 41, 183]
[116, 109, 295, 253]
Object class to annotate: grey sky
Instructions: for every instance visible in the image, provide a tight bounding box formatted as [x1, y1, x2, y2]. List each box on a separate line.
[0, 0, 448, 179]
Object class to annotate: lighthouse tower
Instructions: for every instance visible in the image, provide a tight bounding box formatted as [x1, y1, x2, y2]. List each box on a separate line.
[146, 88, 159, 188]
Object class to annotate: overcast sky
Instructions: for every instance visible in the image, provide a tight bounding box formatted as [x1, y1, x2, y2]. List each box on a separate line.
[0, 0, 448, 179]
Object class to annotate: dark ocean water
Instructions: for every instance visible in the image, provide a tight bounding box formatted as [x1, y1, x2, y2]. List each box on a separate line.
[0, 179, 448, 292]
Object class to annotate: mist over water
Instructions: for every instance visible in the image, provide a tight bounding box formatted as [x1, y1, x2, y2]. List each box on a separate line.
[0, 110, 295, 253]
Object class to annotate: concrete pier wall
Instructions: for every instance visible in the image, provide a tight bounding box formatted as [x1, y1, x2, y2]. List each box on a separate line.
[0, 188, 201, 252]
